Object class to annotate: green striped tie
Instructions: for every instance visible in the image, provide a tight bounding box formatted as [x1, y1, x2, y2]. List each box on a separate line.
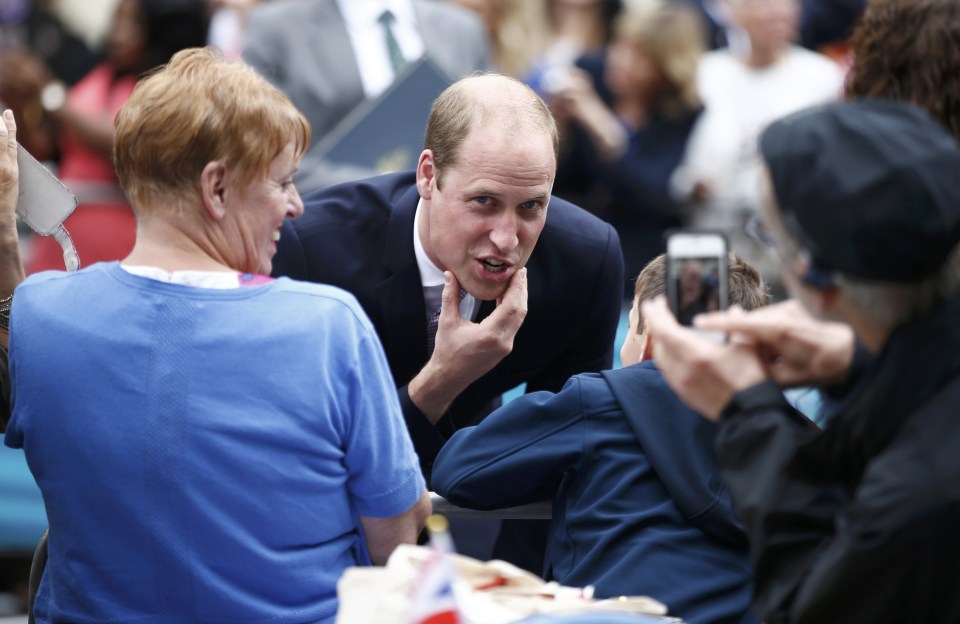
[378, 10, 406, 76]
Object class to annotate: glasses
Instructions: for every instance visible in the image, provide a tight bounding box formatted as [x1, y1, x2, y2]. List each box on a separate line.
[745, 213, 777, 250]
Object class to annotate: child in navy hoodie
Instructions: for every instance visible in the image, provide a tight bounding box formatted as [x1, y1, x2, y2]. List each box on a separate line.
[432, 253, 767, 624]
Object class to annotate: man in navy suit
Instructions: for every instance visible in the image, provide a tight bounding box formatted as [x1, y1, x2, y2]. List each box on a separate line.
[272, 73, 624, 570]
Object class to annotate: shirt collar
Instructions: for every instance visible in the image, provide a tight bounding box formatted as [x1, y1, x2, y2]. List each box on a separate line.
[335, 0, 416, 28]
[413, 198, 445, 288]
[413, 199, 479, 320]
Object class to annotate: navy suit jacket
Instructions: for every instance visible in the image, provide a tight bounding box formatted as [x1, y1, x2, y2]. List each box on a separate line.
[272, 172, 624, 476]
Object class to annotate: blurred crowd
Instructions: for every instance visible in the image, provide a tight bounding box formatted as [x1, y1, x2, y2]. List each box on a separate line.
[8, 0, 960, 622]
[0, 0, 863, 295]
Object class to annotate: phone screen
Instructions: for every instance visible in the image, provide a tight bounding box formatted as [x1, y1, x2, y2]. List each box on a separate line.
[666, 230, 728, 327]
[670, 256, 725, 326]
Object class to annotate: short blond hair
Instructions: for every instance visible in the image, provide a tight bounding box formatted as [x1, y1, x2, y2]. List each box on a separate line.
[114, 47, 311, 214]
[424, 72, 558, 190]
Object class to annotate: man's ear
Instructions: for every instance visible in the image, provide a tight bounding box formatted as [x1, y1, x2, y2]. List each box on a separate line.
[640, 320, 655, 362]
[200, 161, 228, 221]
[416, 149, 435, 200]
[814, 283, 841, 315]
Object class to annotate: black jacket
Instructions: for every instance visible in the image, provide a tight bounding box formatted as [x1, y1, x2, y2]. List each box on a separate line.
[717, 295, 960, 623]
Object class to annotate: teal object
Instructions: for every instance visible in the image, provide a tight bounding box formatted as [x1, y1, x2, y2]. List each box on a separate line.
[0, 445, 46, 551]
[504, 303, 632, 403]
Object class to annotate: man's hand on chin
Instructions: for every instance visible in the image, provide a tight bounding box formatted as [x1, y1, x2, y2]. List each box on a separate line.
[409, 268, 528, 423]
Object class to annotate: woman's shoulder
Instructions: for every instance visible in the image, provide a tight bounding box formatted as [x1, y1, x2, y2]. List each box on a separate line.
[271, 277, 367, 317]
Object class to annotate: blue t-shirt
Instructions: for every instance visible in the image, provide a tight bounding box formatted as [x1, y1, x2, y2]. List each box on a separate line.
[5, 262, 424, 623]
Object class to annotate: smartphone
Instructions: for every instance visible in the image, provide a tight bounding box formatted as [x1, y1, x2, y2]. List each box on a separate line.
[16, 142, 78, 236]
[666, 230, 728, 327]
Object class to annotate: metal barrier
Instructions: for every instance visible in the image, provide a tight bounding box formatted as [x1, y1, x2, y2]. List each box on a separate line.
[429, 492, 552, 520]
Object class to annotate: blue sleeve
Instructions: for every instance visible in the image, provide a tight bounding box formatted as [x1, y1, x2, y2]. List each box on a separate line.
[342, 312, 426, 518]
[431, 377, 589, 509]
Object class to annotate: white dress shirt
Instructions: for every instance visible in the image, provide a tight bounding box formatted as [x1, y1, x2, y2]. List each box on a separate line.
[335, 0, 426, 99]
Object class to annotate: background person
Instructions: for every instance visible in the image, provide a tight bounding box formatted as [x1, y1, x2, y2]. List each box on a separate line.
[2, 0, 209, 273]
[0, 0, 99, 160]
[643, 100, 960, 623]
[844, 0, 960, 141]
[432, 252, 766, 624]
[548, 1, 707, 296]
[243, 0, 492, 193]
[674, 0, 843, 290]
[524, 0, 623, 97]
[4, 48, 430, 623]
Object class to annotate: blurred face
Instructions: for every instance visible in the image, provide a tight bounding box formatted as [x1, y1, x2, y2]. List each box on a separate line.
[224, 142, 304, 275]
[728, 0, 799, 53]
[417, 122, 555, 301]
[680, 261, 705, 300]
[620, 297, 645, 366]
[452, 0, 499, 37]
[108, 0, 147, 72]
[759, 175, 825, 315]
[605, 39, 664, 98]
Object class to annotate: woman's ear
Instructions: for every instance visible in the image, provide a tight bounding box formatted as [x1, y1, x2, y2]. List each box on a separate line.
[200, 161, 228, 221]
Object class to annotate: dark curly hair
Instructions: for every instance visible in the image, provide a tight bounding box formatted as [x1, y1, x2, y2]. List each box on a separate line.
[845, 0, 960, 140]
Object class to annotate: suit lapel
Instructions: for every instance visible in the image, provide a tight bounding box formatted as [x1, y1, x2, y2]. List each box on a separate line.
[306, 0, 365, 131]
[377, 185, 428, 386]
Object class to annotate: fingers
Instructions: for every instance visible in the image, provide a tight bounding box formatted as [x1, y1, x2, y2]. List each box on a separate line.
[3, 110, 16, 156]
[0, 110, 18, 225]
[639, 296, 682, 344]
[438, 271, 463, 323]
[641, 296, 697, 365]
[497, 266, 527, 307]
[693, 299, 804, 342]
[487, 267, 527, 336]
[649, 295, 774, 414]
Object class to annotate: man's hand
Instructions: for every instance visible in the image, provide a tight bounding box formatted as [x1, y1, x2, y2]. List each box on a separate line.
[641, 296, 767, 421]
[408, 268, 528, 423]
[694, 299, 856, 388]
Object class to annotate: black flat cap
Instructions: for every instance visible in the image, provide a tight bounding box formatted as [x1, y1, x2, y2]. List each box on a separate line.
[759, 99, 960, 283]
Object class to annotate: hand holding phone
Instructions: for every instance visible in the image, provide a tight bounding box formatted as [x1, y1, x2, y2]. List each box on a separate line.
[666, 230, 728, 333]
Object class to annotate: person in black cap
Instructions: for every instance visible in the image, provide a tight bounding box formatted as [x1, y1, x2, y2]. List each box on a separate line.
[640, 98, 960, 623]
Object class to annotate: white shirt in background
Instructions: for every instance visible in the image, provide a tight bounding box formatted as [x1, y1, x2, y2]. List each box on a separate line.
[335, 0, 426, 99]
[675, 46, 844, 215]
